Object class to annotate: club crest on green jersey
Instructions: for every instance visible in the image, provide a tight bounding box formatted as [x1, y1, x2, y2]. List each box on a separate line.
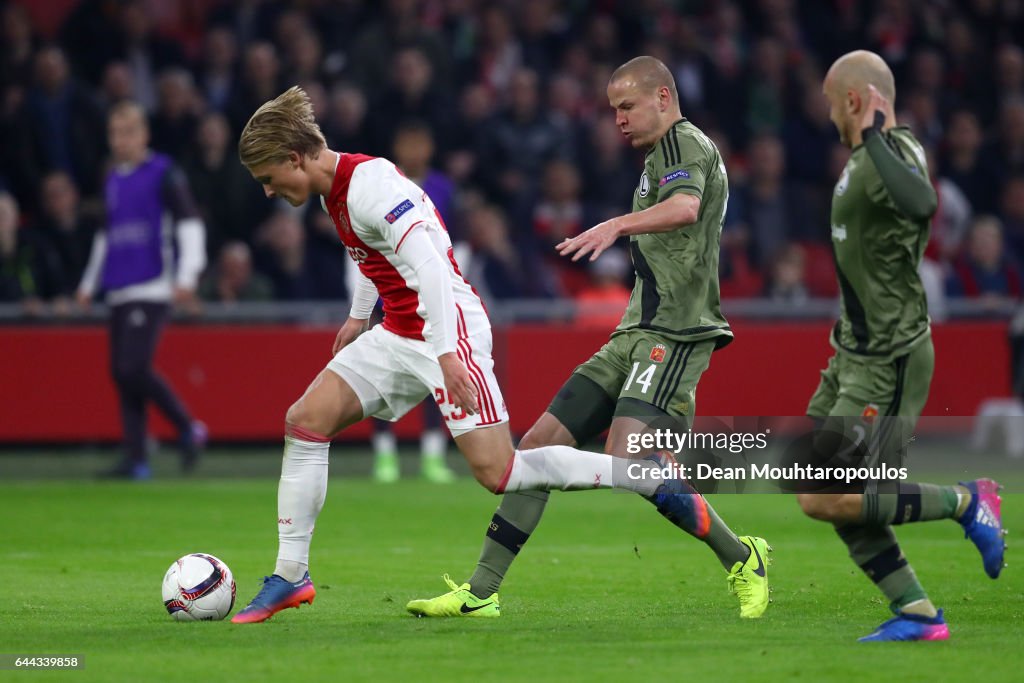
[835, 163, 852, 196]
[638, 172, 650, 197]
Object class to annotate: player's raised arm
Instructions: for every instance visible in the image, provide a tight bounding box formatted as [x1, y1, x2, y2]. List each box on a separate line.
[860, 85, 938, 221]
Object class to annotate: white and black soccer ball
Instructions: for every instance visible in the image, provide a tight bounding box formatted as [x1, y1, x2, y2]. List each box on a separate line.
[161, 553, 236, 621]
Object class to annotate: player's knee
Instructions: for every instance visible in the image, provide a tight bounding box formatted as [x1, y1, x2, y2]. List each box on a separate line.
[798, 493, 838, 521]
[471, 465, 506, 494]
[285, 399, 319, 433]
[518, 427, 545, 451]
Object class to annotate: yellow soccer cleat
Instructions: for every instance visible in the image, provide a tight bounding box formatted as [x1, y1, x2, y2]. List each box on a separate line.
[726, 536, 772, 618]
[406, 574, 500, 618]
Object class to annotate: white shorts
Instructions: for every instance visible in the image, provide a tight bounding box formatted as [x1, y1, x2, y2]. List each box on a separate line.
[327, 325, 509, 438]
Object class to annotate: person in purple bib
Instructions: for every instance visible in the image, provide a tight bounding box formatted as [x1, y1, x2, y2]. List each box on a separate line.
[76, 101, 208, 480]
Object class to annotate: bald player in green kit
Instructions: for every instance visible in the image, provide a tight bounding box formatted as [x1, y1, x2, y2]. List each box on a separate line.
[406, 56, 772, 620]
[795, 50, 1007, 642]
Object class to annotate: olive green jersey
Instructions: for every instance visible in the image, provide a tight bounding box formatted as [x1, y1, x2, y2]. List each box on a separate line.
[614, 118, 732, 347]
[830, 126, 933, 360]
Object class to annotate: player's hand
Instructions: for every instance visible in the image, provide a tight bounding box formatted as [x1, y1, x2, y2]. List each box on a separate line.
[860, 84, 889, 131]
[332, 316, 369, 355]
[556, 219, 621, 262]
[173, 287, 201, 316]
[439, 352, 478, 416]
[74, 290, 91, 312]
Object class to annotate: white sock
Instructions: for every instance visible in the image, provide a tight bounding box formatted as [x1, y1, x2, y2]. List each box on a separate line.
[421, 429, 446, 460]
[501, 446, 664, 496]
[275, 436, 329, 580]
[373, 431, 397, 457]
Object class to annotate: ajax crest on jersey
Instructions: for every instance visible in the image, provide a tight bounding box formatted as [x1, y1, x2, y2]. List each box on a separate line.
[162, 553, 236, 621]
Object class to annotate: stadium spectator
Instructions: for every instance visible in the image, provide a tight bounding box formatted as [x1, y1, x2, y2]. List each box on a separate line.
[517, 0, 566, 80]
[461, 5, 521, 97]
[347, 0, 451, 100]
[99, 61, 136, 111]
[198, 240, 273, 303]
[947, 216, 1023, 303]
[35, 171, 97, 300]
[1000, 176, 1024, 263]
[322, 83, 369, 156]
[284, 29, 327, 86]
[924, 146, 973, 265]
[574, 247, 632, 330]
[227, 42, 283, 134]
[391, 120, 455, 227]
[253, 211, 346, 301]
[112, 0, 185, 112]
[547, 71, 590, 161]
[195, 26, 239, 113]
[22, 46, 106, 201]
[763, 242, 810, 305]
[532, 158, 590, 294]
[183, 112, 270, 254]
[580, 116, 641, 223]
[941, 108, 999, 214]
[478, 68, 572, 210]
[445, 83, 495, 186]
[0, 2, 36, 90]
[0, 190, 61, 312]
[367, 46, 453, 157]
[464, 204, 533, 302]
[149, 69, 201, 162]
[983, 43, 1024, 124]
[982, 98, 1024, 188]
[727, 133, 810, 270]
[75, 101, 207, 480]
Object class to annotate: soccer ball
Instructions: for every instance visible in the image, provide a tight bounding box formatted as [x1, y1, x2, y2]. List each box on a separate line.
[161, 553, 236, 621]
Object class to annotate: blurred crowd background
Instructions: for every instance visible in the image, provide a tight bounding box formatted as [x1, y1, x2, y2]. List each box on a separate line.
[2, 0, 1024, 317]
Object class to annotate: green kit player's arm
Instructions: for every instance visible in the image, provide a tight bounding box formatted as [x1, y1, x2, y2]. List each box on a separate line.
[612, 192, 700, 236]
[862, 112, 937, 221]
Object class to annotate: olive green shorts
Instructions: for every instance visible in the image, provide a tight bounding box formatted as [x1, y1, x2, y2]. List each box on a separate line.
[547, 330, 715, 443]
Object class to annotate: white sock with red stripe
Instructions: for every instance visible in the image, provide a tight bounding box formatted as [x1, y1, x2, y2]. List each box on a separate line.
[500, 446, 664, 496]
[275, 427, 330, 582]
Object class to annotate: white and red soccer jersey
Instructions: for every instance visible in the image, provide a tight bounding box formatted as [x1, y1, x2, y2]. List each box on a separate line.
[322, 153, 488, 346]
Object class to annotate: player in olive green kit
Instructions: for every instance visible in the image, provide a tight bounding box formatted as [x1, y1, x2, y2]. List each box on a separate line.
[407, 56, 771, 620]
[795, 50, 1006, 642]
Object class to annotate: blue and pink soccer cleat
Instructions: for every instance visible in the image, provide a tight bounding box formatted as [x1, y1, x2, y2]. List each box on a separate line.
[859, 609, 950, 642]
[231, 572, 316, 624]
[958, 478, 1007, 579]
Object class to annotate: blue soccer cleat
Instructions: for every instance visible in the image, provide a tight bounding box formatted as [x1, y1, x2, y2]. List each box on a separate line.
[958, 478, 1007, 579]
[231, 572, 316, 624]
[643, 451, 712, 538]
[858, 609, 950, 642]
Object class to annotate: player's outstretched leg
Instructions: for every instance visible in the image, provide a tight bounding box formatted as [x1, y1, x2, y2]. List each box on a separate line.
[406, 574, 500, 618]
[855, 479, 1007, 578]
[957, 478, 1007, 578]
[643, 452, 772, 618]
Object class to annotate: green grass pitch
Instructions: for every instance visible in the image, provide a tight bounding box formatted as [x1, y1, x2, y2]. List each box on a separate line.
[1, 450, 1021, 682]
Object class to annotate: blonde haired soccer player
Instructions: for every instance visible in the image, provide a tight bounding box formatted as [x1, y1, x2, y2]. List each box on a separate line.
[230, 86, 720, 623]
